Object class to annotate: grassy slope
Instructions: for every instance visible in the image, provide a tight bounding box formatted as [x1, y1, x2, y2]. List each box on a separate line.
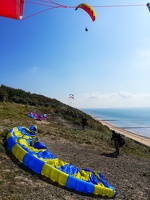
[0, 102, 150, 157]
[0, 102, 150, 199]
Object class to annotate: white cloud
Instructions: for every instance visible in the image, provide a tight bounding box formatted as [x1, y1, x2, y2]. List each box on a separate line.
[79, 91, 150, 108]
[84, 91, 133, 100]
[118, 91, 133, 98]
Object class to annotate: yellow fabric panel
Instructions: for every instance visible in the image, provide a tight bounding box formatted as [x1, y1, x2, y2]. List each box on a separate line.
[49, 166, 68, 184]
[41, 163, 53, 178]
[14, 127, 37, 139]
[17, 138, 46, 153]
[41, 163, 68, 186]
[73, 170, 92, 181]
[26, 145, 46, 153]
[57, 171, 68, 186]
[34, 156, 57, 163]
[13, 128, 31, 139]
[46, 159, 68, 168]
[97, 182, 105, 187]
[7, 132, 13, 139]
[17, 138, 30, 147]
[94, 185, 114, 197]
[50, 167, 60, 182]
[14, 129, 23, 137]
[22, 135, 31, 139]
[35, 157, 68, 168]
[12, 144, 27, 163]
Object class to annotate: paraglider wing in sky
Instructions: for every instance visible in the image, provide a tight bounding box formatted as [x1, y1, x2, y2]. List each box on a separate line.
[147, 3, 150, 12]
[68, 94, 74, 105]
[69, 94, 74, 99]
[0, 0, 24, 20]
[75, 3, 96, 21]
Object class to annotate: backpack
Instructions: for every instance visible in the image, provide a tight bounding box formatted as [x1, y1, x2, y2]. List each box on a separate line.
[82, 117, 87, 125]
[118, 134, 125, 147]
[85, 120, 88, 126]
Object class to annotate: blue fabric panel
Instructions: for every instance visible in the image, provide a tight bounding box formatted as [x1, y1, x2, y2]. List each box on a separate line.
[7, 137, 16, 150]
[23, 153, 33, 166]
[37, 150, 56, 159]
[82, 168, 99, 184]
[18, 126, 35, 136]
[84, 182, 94, 194]
[66, 175, 77, 189]
[33, 141, 47, 149]
[58, 164, 79, 175]
[75, 178, 86, 192]
[99, 173, 111, 188]
[19, 144, 56, 159]
[29, 125, 37, 132]
[88, 173, 99, 184]
[67, 175, 94, 194]
[23, 153, 45, 174]
[17, 126, 26, 134]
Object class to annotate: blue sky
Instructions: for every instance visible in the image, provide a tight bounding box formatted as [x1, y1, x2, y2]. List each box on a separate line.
[0, 0, 150, 108]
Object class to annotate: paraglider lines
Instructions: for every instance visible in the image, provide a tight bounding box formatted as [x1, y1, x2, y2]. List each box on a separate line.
[23, 6, 61, 19]
[91, 4, 146, 8]
[1, 1, 149, 20]
[25, 0, 67, 8]
[23, 0, 67, 20]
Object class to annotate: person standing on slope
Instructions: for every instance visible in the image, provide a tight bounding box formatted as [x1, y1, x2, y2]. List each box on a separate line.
[81, 116, 87, 130]
[111, 130, 125, 156]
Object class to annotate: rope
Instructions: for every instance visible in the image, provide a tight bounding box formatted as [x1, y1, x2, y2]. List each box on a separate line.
[23, 1, 148, 20]
[23, 5, 66, 20]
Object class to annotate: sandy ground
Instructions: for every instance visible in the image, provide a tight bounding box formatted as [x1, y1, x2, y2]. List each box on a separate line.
[96, 118, 150, 147]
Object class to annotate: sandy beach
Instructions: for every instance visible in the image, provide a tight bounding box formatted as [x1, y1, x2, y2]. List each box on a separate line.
[95, 118, 150, 147]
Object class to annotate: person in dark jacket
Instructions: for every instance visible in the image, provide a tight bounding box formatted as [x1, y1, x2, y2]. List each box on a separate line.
[81, 116, 87, 130]
[111, 130, 124, 155]
[111, 130, 120, 155]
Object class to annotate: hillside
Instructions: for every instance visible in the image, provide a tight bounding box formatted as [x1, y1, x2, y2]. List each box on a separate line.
[0, 85, 150, 200]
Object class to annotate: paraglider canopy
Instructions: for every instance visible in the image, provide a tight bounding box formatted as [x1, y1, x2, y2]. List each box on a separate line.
[69, 94, 74, 99]
[147, 3, 150, 12]
[75, 3, 96, 22]
[0, 0, 24, 20]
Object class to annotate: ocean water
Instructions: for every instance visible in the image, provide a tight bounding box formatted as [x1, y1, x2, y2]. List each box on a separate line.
[82, 107, 150, 138]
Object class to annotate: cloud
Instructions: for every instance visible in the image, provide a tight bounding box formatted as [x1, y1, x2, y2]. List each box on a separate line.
[135, 93, 150, 99]
[84, 91, 133, 100]
[118, 91, 133, 98]
[79, 91, 150, 108]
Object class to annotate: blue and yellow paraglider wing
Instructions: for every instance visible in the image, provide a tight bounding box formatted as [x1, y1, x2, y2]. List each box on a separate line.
[7, 126, 117, 198]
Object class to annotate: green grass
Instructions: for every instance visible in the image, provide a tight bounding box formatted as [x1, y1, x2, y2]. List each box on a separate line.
[0, 102, 150, 159]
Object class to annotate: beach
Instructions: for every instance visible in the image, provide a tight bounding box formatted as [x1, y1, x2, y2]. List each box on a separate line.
[97, 118, 150, 147]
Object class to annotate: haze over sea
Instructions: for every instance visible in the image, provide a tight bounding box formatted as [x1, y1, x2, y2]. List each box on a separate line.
[82, 107, 150, 138]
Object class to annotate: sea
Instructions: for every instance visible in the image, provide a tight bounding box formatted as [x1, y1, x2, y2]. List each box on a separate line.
[81, 107, 150, 138]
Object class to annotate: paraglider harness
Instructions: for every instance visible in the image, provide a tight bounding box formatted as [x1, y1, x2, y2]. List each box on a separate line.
[82, 116, 88, 126]
[111, 130, 125, 147]
[118, 134, 125, 147]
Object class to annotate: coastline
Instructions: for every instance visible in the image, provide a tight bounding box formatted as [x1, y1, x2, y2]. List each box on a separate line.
[94, 117, 150, 147]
